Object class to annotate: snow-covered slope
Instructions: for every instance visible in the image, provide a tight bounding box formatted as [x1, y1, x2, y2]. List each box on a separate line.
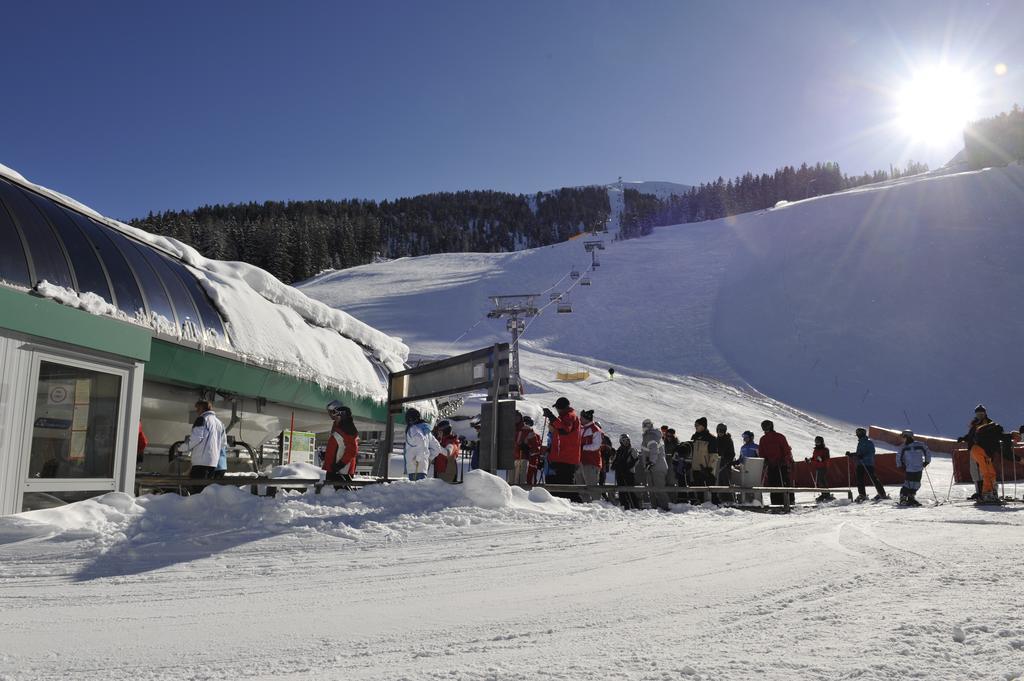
[300, 165, 1024, 438]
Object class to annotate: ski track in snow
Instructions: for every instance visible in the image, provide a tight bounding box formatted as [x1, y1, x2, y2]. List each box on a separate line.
[1, 466, 1023, 681]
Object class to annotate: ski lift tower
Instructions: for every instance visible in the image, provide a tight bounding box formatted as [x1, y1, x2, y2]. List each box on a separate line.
[584, 240, 605, 269]
[487, 294, 539, 398]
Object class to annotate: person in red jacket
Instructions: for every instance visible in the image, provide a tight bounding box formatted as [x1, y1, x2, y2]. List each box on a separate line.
[542, 396, 581, 489]
[323, 400, 359, 483]
[806, 435, 834, 502]
[758, 419, 794, 506]
[513, 414, 542, 486]
[577, 410, 604, 501]
[433, 420, 460, 483]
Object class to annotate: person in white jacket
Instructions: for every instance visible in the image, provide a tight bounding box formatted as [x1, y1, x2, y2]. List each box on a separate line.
[641, 419, 670, 510]
[895, 430, 932, 507]
[179, 400, 227, 481]
[404, 408, 444, 480]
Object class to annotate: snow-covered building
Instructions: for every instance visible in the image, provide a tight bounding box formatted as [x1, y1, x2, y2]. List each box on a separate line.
[0, 164, 408, 514]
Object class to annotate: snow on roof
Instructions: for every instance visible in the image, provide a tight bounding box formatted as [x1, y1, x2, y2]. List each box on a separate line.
[0, 162, 408, 401]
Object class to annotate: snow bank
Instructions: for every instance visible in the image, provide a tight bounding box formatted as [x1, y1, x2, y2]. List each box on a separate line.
[0, 472, 582, 555]
[0, 162, 408, 400]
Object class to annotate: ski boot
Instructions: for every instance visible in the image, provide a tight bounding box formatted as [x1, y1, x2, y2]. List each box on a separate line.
[976, 492, 1003, 506]
[873, 493, 890, 502]
[854, 494, 869, 503]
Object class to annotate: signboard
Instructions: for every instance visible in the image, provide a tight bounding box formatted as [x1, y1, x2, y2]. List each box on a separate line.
[280, 430, 317, 465]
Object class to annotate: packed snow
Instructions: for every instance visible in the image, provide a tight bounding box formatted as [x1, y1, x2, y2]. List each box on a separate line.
[0, 163, 407, 400]
[300, 164, 1024, 438]
[2, 465, 1023, 681]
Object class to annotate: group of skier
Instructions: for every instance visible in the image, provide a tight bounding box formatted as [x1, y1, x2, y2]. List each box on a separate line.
[383, 397, 1017, 509]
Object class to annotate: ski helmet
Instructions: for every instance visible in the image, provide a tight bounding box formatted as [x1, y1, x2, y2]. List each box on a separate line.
[553, 397, 571, 409]
[326, 399, 344, 416]
[522, 416, 534, 427]
[642, 418, 654, 430]
[974, 404, 987, 414]
[855, 427, 867, 437]
[901, 429, 914, 440]
[741, 430, 754, 441]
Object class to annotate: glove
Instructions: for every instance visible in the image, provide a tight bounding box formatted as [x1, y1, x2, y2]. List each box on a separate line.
[542, 408, 555, 420]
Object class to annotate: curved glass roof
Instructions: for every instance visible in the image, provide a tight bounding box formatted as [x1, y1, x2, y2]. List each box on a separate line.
[0, 176, 226, 342]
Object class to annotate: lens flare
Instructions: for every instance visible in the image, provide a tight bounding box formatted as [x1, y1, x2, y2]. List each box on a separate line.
[895, 65, 978, 145]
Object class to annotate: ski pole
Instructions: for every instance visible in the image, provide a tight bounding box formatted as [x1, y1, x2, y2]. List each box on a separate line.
[945, 452, 957, 502]
[923, 466, 938, 504]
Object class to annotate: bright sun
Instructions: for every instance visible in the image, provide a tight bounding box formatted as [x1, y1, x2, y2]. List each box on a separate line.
[896, 65, 978, 145]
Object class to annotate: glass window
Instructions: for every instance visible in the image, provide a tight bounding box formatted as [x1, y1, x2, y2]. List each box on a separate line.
[144, 250, 202, 337]
[0, 179, 74, 289]
[64, 211, 148, 319]
[28, 361, 122, 480]
[22, 490, 111, 512]
[105, 229, 179, 328]
[23, 192, 113, 304]
[164, 258, 227, 339]
[0, 197, 32, 287]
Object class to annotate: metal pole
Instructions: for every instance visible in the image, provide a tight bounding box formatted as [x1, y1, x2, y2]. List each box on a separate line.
[379, 374, 395, 482]
[489, 344, 501, 475]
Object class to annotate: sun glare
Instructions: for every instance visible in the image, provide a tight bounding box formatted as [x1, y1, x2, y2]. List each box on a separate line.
[895, 65, 978, 145]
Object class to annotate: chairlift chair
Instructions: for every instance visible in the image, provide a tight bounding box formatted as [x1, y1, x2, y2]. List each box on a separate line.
[580, 277, 591, 286]
[557, 302, 573, 313]
[549, 292, 562, 301]
[570, 269, 581, 280]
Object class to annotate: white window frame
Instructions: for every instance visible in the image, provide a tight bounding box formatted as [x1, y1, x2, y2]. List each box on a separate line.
[18, 351, 131, 498]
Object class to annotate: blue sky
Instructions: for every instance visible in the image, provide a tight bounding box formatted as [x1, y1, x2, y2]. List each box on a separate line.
[1, 0, 1022, 218]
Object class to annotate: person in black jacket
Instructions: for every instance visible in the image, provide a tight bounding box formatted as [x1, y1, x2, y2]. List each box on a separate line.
[690, 417, 718, 502]
[714, 423, 736, 503]
[612, 434, 641, 510]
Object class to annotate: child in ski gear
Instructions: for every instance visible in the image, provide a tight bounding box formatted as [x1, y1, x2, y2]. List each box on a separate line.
[846, 427, 888, 501]
[323, 401, 359, 482]
[598, 434, 614, 487]
[808, 436, 833, 502]
[513, 414, 542, 486]
[738, 431, 759, 463]
[758, 420, 794, 505]
[543, 397, 581, 493]
[433, 420, 460, 483]
[577, 410, 604, 501]
[895, 430, 931, 506]
[469, 418, 482, 471]
[404, 408, 444, 481]
[612, 434, 640, 509]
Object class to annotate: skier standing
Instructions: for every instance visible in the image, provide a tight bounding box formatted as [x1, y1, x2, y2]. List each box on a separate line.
[641, 419, 671, 510]
[895, 430, 931, 506]
[714, 423, 736, 503]
[577, 410, 604, 501]
[404, 408, 443, 481]
[738, 430, 759, 463]
[758, 420, 794, 506]
[180, 400, 227, 482]
[807, 436, 834, 502]
[512, 412, 539, 486]
[958, 406, 989, 499]
[612, 434, 640, 510]
[542, 397, 582, 490]
[323, 400, 359, 483]
[845, 427, 888, 502]
[690, 417, 718, 502]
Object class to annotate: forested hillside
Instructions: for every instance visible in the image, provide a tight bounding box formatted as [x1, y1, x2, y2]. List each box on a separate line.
[130, 187, 610, 284]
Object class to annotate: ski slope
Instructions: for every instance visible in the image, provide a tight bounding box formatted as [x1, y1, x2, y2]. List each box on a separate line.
[300, 164, 1024, 439]
[2, 464, 1023, 681]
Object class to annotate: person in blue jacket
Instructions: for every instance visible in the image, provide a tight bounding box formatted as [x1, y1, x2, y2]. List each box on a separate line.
[845, 427, 889, 502]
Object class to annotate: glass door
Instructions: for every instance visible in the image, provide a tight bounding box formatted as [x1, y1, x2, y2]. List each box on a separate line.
[21, 355, 128, 511]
